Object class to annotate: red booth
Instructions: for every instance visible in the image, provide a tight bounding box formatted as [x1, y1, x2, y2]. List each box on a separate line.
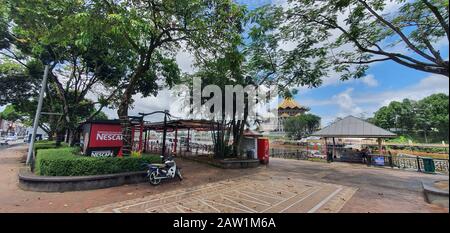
[257, 138, 270, 164]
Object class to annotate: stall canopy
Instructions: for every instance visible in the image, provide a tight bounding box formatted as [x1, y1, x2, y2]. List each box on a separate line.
[144, 119, 223, 131]
[312, 116, 396, 138]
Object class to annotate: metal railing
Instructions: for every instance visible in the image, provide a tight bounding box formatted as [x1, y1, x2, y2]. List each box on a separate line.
[269, 148, 326, 161]
[368, 154, 449, 174]
[269, 147, 449, 174]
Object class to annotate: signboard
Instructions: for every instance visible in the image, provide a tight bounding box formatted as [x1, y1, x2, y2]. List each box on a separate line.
[91, 150, 114, 157]
[89, 124, 123, 148]
[374, 156, 385, 166]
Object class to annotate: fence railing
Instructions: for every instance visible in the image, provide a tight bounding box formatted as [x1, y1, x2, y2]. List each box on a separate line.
[145, 142, 214, 156]
[269, 148, 449, 174]
[269, 148, 326, 161]
[368, 154, 449, 174]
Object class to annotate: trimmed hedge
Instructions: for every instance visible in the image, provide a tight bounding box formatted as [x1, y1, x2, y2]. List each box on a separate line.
[35, 147, 161, 176]
[34, 141, 69, 156]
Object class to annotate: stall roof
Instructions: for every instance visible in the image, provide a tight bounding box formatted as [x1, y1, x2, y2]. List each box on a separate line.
[312, 116, 396, 138]
[79, 119, 122, 125]
[144, 119, 223, 131]
[243, 129, 263, 138]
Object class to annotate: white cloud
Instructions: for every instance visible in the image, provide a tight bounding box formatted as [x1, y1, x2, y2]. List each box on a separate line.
[361, 74, 378, 87]
[303, 74, 449, 125]
[332, 88, 364, 118]
[360, 74, 449, 107]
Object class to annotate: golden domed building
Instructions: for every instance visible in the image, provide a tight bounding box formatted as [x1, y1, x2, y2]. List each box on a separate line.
[275, 97, 309, 132]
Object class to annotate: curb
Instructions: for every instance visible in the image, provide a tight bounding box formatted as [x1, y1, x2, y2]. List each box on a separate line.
[180, 156, 260, 169]
[18, 169, 148, 192]
[422, 180, 449, 208]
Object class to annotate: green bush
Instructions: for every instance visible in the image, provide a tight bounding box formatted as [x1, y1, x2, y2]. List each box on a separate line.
[34, 141, 69, 156]
[35, 148, 161, 176]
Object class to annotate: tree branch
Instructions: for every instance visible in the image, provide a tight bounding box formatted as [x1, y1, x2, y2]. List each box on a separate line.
[336, 57, 391, 64]
[358, 0, 438, 64]
[421, 0, 449, 41]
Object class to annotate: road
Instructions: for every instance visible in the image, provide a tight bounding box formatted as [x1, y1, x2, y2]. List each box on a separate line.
[0, 145, 447, 213]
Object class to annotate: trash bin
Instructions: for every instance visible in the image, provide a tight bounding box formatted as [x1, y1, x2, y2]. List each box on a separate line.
[257, 138, 269, 164]
[422, 157, 435, 173]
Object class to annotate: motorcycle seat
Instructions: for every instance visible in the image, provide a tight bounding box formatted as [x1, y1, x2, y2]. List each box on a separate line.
[152, 163, 165, 168]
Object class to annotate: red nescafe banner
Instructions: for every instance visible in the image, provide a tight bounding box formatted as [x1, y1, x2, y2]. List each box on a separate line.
[88, 124, 123, 157]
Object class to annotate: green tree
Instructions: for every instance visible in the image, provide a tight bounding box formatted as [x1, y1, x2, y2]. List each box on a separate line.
[0, 105, 22, 121]
[1, 0, 128, 144]
[86, 0, 245, 155]
[284, 114, 321, 139]
[371, 93, 449, 143]
[246, 5, 328, 93]
[186, 40, 252, 158]
[416, 93, 449, 142]
[253, 0, 448, 87]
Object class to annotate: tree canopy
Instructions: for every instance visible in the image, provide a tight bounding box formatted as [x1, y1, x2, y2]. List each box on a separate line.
[284, 113, 321, 139]
[249, 0, 448, 91]
[1, 0, 126, 142]
[370, 93, 449, 143]
[0, 105, 23, 122]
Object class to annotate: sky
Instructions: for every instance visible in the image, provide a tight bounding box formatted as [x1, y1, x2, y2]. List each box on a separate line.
[1, 0, 448, 127]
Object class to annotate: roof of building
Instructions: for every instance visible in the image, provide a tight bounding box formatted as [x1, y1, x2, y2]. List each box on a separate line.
[278, 98, 307, 110]
[312, 116, 396, 138]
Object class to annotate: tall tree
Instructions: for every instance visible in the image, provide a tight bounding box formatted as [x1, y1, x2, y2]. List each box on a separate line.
[284, 113, 321, 139]
[416, 93, 449, 142]
[247, 5, 328, 93]
[187, 43, 251, 158]
[94, 0, 245, 154]
[253, 0, 448, 88]
[371, 93, 449, 142]
[1, 0, 127, 143]
[0, 105, 22, 122]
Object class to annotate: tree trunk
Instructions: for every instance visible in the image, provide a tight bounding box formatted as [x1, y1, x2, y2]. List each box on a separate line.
[69, 129, 80, 147]
[117, 72, 140, 156]
[65, 129, 70, 143]
[55, 130, 65, 146]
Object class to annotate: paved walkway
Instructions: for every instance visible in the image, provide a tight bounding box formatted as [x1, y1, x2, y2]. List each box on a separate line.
[0, 145, 448, 213]
[87, 175, 356, 213]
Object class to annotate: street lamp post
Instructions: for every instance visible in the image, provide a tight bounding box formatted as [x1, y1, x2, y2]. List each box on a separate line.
[26, 65, 50, 165]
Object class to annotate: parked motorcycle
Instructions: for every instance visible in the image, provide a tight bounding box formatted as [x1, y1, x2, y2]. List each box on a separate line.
[143, 156, 183, 185]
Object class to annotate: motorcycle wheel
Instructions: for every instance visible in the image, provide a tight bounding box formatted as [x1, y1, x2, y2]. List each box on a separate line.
[176, 169, 183, 181]
[149, 171, 161, 185]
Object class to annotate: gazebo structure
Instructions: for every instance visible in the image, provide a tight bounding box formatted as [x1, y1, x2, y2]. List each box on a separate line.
[312, 116, 396, 161]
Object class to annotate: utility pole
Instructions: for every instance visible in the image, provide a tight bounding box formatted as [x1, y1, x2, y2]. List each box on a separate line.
[26, 65, 50, 165]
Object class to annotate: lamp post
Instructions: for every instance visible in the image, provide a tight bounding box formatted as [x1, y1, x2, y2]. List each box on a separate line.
[26, 64, 50, 165]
